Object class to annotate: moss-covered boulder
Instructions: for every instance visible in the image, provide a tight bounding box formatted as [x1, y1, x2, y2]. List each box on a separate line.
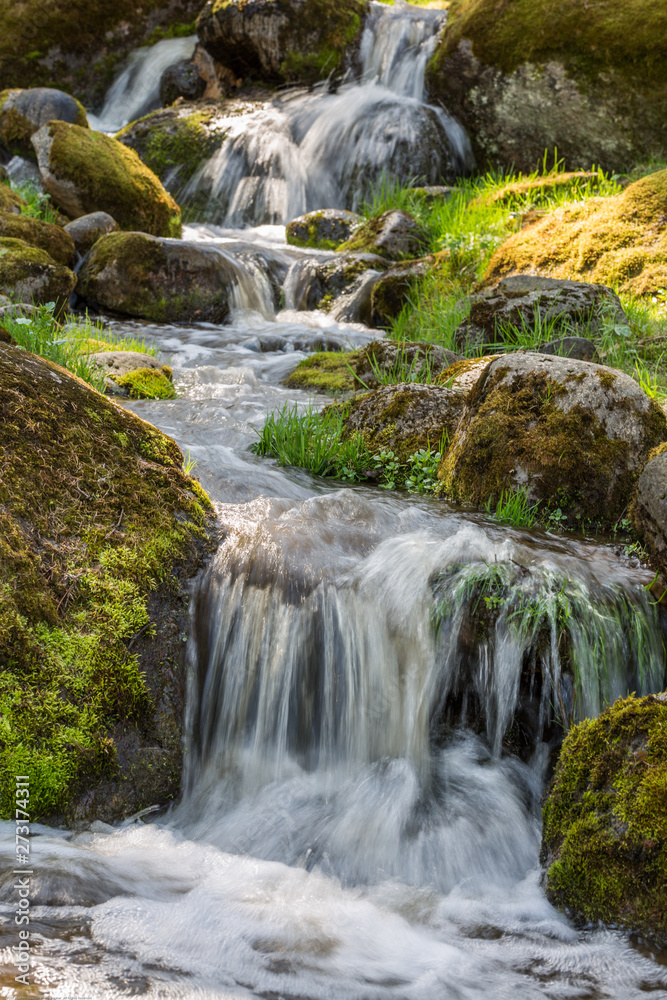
[31, 121, 182, 238]
[77, 231, 239, 323]
[0, 183, 27, 215]
[439, 353, 667, 527]
[454, 275, 627, 353]
[284, 350, 360, 394]
[0, 0, 203, 109]
[338, 210, 430, 261]
[286, 209, 363, 250]
[0, 87, 88, 160]
[0, 212, 76, 267]
[632, 444, 667, 581]
[338, 382, 465, 462]
[369, 261, 431, 328]
[197, 0, 368, 86]
[117, 102, 231, 218]
[0, 343, 216, 823]
[426, 0, 667, 172]
[0, 237, 76, 312]
[483, 171, 667, 298]
[542, 693, 667, 945]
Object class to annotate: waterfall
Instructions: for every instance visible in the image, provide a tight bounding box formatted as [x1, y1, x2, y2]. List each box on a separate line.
[182, 1, 474, 225]
[88, 35, 197, 133]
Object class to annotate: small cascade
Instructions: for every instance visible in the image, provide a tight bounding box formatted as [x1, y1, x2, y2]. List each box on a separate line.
[182, 2, 473, 225]
[89, 35, 197, 133]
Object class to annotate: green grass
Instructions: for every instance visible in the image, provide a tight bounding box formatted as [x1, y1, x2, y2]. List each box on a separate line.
[484, 486, 541, 528]
[13, 181, 61, 225]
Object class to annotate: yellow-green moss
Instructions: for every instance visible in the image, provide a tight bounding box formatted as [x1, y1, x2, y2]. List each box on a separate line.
[484, 169, 667, 296]
[280, 1, 365, 85]
[115, 366, 177, 400]
[0, 211, 75, 266]
[0, 183, 27, 215]
[431, 0, 667, 85]
[470, 172, 606, 211]
[284, 351, 361, 393]
[0, 344, 214, 820]
[542, 693, 667, 944]
[43, 121, 182, 238]
[0, 236, 76, 309]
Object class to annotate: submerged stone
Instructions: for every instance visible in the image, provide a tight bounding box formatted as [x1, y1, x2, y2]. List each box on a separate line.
[542, 693, 667, 946]
[31, 121, 182, 238]
[439, 352, 667, 526]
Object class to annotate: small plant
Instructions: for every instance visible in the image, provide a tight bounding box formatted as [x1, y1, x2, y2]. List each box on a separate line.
[484, 487, 541, 528]
[14, 181, 60, 225]
[3, 304, 107, 391]
[183, 450, 197, 476]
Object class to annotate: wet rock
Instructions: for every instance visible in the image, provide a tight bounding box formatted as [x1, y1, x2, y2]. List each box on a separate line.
[0, 212, 75, 267]
[632, 445, 667, 579]
[370, 260, 430, 328]
[542, 693, 667, 947]
[77, 231, 241, 323]
[338, 210, 430, 261]
[538, 336, 598, 362]
[484, 171, 667, 298]
[0, 342, 216, 824]
[0, 87, 88, 160]
[426, 2, 667, 173]
[160, 59, 206, 106]
[439, 352, 667, 527]
[454, 275, 626, 353]
[240, 334, 289, 353]
[64, 212, 120, 256]
[288, 251, 387, 320]
[197, 0, 368, 86]
[31, 121, 181, 238]
[0, 236, 75, 313]
[338, 382, 466, 461]
[286, 209, 363, 250]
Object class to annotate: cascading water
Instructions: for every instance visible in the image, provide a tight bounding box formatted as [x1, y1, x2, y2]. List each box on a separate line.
[182, 1, 474, 224]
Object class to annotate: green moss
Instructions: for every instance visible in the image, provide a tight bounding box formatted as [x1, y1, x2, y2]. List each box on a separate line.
[43, 121, 182, 238]
[0, 236, 76, 309]
[279, 2, 365, 85]
[284, 351, 360, 393]
[0, 344, 214, 820]
[0, 183, 27, 215]
[115, 367, 177, 400]
[542, 693, 667, 944]
[432, 0, 667, 86]
[0, 212, 75, 266]
[142, 19, 198, 46]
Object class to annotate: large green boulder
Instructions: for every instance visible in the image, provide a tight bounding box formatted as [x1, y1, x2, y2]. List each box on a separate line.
[0, 0, 203, 109]
[0, 87, 88, 160]
[0, 237, 76, 312]
[438, 352, 667, 528]
[31, 121, 182, 238]
[0, 343, 215, 823]
[197, 0, 369, 86]
[77, 231, 239, 323]
[426, 0, 667, 172]
[542, 693, 667, 945]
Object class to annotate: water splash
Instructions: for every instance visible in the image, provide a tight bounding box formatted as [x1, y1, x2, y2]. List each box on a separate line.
[88, 36, 197, 133]
[183, 2, 473, 224]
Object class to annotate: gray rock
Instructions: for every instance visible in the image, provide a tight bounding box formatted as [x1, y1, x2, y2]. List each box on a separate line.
[65, 212, 120, 255]
[286, 209, 363, 250]
[0, 87, 88, 160]
[633, 449, 667, 578]
[440, 352, 667, 526]
[370, 260, 431, 328]
[454, 275, 626, 352]
[287, 252, 387, 316]
[87, 351, 165, 377]
[159, 60, 206, 107]
[77, 231, 242, 323]
[539, 336, 598, 362]
[339, 209, 430, 261]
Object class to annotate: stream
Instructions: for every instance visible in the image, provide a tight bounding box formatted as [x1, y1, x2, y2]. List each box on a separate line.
[2, 2, 667, 997]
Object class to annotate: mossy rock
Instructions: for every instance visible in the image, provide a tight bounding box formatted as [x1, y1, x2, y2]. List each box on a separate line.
[0, 184, 27, 215]
[0, 236, 76, 313]
[632, 443, 667, 581]
[77, 231, 237, 323]
[0, 211, 75, 267]
[0, 0, 203, 108]
[197, 0, 368, 86]
[114, 367, 177, 400]
[0, 343, 217, 823]
[32, 121, 182, 239]
[0, 87, 88, 160]
[284, 350, 361, 394]
[369, 262, 431, 328]
[483, 170, 667, 298]
[286, 209, 363, 251]
[338, 210, 430, 261]
[117, 103, 230, 219]
[426, 0, 667, 172]
[542, 693, 667, 945]
[439, 352, 667, 527]
[337, 381, 466, 462]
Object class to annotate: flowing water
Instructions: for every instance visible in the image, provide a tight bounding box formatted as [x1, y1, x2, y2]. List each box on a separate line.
[2, 3, 667, 998]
